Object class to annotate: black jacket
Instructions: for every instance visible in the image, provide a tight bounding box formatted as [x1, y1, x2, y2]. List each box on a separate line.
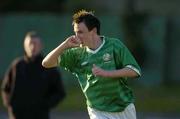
[1, 54, 66, 110]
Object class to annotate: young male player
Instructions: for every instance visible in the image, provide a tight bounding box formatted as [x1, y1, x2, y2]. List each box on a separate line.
[42, 10, 141, 119]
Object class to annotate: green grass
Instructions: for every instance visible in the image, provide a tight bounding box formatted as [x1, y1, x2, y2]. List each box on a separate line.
[56, 84, 180, 113]
[133, 85, 180, 113]
[57, 86, 87, 111]
[1, 79, 180, 113]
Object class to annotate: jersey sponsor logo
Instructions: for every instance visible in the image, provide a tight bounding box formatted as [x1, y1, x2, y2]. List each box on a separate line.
[81, 61, 89, 66]
[103, 53, 111, 63]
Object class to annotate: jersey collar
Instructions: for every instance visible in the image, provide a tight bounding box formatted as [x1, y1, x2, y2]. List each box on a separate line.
[86, 36, 105, 54]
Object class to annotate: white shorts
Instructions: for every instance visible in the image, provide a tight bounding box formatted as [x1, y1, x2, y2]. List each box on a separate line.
[87, 103, 136, 119]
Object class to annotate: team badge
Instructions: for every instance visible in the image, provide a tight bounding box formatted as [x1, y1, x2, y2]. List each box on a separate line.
[103, 53, 111, 62]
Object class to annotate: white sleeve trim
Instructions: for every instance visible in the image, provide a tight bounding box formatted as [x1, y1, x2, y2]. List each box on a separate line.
[125, 65, 141, 76]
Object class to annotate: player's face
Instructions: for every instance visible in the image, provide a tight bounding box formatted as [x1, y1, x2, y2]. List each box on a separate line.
[73, 22, 93, 47]
[24, 37, 42, 58]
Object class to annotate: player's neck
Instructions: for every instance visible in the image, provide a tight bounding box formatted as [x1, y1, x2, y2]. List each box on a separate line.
[89, 35, 102, 50]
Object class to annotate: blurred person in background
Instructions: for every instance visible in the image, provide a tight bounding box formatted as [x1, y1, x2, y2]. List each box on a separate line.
[1, 31, 66, 119]
[42, 10, 141, 119]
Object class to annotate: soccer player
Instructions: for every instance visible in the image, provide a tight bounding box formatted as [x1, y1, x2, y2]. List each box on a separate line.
[42, 10, 141, 119]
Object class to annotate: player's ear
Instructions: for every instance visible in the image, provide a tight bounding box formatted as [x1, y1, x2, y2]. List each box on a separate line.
[91, 27, 97, 34]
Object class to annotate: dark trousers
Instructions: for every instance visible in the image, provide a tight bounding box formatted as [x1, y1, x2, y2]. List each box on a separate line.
[12, 107, 49, 119]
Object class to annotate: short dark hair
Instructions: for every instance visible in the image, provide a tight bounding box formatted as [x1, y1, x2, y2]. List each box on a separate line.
[72, 10, 100, 35]
[25, 31, 40, 39]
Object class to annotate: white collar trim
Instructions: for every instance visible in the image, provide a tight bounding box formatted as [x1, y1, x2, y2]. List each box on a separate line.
[86, 36, 105, 54]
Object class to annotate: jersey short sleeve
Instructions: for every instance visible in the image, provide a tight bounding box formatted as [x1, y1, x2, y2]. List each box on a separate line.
[113, 39, 141, 76]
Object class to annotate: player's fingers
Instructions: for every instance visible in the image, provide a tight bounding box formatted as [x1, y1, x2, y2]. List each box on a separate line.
[93, 64, 96, 68]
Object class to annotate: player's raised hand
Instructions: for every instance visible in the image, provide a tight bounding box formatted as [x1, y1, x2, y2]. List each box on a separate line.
[64, 35, 81, 48]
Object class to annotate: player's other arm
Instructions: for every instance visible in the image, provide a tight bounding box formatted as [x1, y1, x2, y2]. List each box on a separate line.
[92, 64, 140, 78]
[42, 35, 81, 68]
[105, 67, 140, 78]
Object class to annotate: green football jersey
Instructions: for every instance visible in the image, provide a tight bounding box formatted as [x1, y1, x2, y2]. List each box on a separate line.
[59, 36, 141, 112]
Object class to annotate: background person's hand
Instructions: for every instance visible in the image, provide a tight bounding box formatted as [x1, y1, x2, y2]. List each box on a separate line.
[8, 106, 16, 119]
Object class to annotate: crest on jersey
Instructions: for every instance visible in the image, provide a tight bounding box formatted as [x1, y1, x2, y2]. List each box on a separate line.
[103, 53, 111, 62]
